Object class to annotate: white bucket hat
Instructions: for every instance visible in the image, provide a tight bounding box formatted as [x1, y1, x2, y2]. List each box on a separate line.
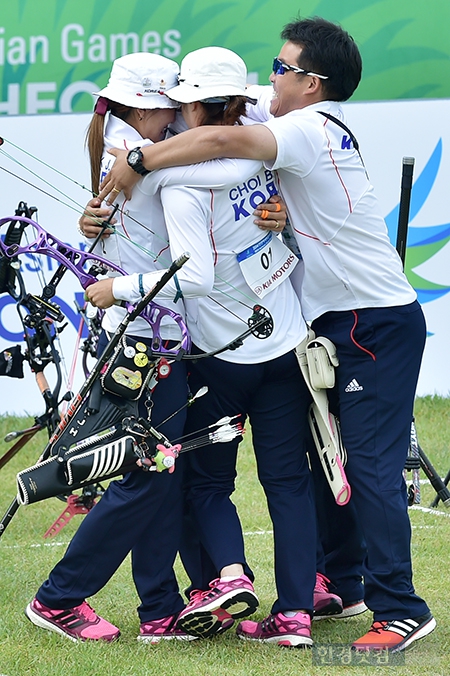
[166, 46, 249, 103]
[94, 52, 179, 109]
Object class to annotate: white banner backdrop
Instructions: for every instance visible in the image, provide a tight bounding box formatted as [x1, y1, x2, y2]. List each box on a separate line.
[344, 99, 450, 400]
[1, 99, 449, 414]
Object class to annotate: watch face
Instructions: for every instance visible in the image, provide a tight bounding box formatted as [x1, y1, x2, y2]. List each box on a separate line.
[128, 150, 140, 165]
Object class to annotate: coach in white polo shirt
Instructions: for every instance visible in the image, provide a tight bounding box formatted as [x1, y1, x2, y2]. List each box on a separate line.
[98, 17, 435, 654]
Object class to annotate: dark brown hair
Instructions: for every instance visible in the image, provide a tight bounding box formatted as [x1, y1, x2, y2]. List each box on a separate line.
[86, 100, 134, 195]
[198, 96, 248, 127]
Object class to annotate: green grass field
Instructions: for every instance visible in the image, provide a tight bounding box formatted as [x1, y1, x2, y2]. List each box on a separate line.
[0, 396, 449, 676]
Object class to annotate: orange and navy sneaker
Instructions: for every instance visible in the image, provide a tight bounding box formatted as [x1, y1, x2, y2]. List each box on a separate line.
[352, 612, 436, 653]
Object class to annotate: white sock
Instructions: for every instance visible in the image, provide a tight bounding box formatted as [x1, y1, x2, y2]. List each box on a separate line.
[220, 575, 243, 582]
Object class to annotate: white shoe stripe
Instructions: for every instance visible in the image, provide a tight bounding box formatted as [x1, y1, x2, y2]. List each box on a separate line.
[389, 619, 419, 633]
[387, 626, 408, 636]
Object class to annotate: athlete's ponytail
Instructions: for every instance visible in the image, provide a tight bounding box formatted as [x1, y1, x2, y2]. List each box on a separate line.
[86, 98, 133, 195]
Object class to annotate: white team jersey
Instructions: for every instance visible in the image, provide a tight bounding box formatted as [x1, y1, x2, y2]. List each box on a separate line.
[114, 159, 307, 363]
[245, 87, 416, 322]
[93, 114, 183, 340]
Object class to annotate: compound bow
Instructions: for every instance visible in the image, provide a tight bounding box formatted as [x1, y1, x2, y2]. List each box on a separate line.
[0, 208, 273, 539]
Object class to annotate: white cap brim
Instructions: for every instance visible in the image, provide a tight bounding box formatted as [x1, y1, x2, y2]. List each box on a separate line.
[166, 82, 249, 104]
[93, 86, 178, 109]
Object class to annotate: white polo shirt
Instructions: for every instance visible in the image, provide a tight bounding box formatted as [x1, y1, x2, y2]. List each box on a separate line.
[246, 87, 416, 322]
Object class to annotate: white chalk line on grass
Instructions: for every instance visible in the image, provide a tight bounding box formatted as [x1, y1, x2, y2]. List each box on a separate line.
[2, 507, 448, 551]
[411, 479, 449, 487]
[240, 507, 449, 532]
[410, 505, 450, 518]
[1, 540, 68, 549]
[2, 531, 277, 549]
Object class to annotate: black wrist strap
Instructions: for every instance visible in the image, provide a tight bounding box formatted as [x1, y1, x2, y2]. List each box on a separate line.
[127, 148, 150, 176]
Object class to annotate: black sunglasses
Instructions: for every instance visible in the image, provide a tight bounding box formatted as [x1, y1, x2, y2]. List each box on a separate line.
[272, 57, 328, 80]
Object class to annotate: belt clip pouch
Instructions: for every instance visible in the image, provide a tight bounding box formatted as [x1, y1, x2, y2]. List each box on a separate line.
[306, 336, 339, 391]
[101, 336, 155, 400]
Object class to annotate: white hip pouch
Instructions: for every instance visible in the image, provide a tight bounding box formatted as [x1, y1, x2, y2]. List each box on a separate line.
[306, 335, 339, 391]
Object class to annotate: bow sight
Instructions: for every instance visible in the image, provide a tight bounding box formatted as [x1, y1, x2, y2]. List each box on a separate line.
[0, 203, 68, 442]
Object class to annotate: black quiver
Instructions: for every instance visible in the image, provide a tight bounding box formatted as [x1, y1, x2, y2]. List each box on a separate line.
[16, 384, 158, 505]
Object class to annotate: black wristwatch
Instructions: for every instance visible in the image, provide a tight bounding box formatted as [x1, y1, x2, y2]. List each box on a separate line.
[127, 147, 150, 176]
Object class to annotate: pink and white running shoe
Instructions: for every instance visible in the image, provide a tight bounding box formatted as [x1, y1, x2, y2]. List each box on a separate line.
[313, 573, 343, 619]
[237, 611, 313, 648]
[138, 612, 199, 643]
[25, 597, 120, 642]
[176, 575, 259, 638]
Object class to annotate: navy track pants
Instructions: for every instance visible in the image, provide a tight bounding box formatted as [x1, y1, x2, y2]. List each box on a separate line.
[37, 334, 188, 622]
[311, 301, 430, 620]
[183, 347, 316, 615]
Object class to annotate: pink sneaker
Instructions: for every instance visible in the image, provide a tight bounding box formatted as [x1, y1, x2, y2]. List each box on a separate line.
[138, 613, 199, 644]
[313, 573, 343, 620]
[176, 575, 259, 638]
[25, 597, 120, 642]
[237, 611, 313, 648]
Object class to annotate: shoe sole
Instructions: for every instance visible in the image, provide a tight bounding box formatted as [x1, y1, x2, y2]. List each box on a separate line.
[340, 601, 368, 618]
[237, 632, 313, 648]
[313, 598, 343, 621]
[25, 604, 80, 643]
[25, 604, 120, 643]
[137, 634, 198, 644]
[315, 600, 367, 621]
[177, 590, 259, 638]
